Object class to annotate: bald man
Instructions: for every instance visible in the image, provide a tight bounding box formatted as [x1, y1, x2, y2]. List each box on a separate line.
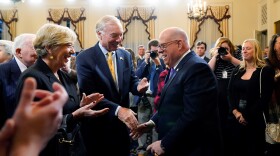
[131, 27, 222, 156]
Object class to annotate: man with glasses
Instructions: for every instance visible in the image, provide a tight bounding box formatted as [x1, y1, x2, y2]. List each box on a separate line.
[76, 15, 148, 156]
[130, 27, 222, 156]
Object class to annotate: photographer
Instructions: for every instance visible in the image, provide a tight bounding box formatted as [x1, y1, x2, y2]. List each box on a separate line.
[208, 37, 242, 156]
[134, 39, 165, 156]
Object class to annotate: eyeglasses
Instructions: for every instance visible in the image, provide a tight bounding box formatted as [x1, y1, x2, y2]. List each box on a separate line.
[158, 40, 180, 50]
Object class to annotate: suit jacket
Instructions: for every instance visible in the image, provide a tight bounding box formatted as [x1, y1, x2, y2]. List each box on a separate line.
[76, 43, 141, 156]
[152, 51, 222, 156]
[14, 57, 81, 156]
[0, 58, 21, 128]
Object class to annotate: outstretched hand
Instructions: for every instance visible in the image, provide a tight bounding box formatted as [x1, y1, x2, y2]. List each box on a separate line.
[137, 78, 149, 93]
[130, 121, 155, 140]
[118, 107, 138, 130]
[80, 92, 104, 107]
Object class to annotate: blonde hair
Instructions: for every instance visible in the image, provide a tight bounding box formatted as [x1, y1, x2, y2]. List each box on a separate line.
[239, 39, 266, 69]
[33, 23, 77, 57]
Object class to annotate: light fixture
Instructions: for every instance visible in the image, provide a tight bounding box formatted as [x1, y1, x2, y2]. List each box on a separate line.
[187, 0, 207, 20]
[11, 0, 24, 3]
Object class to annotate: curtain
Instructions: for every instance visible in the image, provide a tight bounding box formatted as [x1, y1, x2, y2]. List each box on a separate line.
[189, 5, 231, 49]
[0, 9, 18, 40]
[116, 7, 157, 55]
[47, 8, 86, 49]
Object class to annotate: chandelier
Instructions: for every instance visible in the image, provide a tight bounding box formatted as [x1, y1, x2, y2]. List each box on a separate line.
[187, 0, 207, 20]
[11, 0, 24, 3]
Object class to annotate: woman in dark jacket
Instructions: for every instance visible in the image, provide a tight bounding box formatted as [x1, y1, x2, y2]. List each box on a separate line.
[15, 23, 109, 156]
[228, 39, 274, 156]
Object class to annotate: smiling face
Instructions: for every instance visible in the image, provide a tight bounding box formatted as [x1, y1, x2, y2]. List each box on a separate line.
[242, 41, 255, 62]
[98, 22, 123, 52]
[158, 28, 189, 68]
[50, 43, 75, 70]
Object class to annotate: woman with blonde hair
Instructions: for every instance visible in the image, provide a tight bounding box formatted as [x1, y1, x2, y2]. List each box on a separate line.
[15, 23, 109, 156]
[228, 39, 274, 156]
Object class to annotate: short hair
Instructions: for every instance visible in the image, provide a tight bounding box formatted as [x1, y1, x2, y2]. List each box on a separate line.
[0, 40, 13, 56]
[196, 41, 207, 50]
[12, 33, 36, 55]
[138, 45, 145, 49]
[95, 15, 123, 39]
[148, 39, 159, 50]
[33, 23, 77, 57]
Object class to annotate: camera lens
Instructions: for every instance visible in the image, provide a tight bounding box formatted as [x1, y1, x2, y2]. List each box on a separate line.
[218, 47, 228, 56]
[150, 51, 158, 59]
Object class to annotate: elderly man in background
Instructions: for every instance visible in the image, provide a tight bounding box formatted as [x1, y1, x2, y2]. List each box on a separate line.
[0, 40, 13, 64]
[0, 33, 37, 128]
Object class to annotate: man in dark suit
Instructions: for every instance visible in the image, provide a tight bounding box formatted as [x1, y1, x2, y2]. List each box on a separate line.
[0, 34, 36, 128]
[195, 41, 210, 63]
[76, 15, 148, 156]
[131, 27, 222, 156]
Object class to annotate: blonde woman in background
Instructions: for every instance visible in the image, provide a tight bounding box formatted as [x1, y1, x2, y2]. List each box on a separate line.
[228, 39, 274, 156]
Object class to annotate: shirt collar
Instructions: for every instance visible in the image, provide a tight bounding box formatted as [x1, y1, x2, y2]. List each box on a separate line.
[14, 56, 27, 72]
[173, 49, 190, 69]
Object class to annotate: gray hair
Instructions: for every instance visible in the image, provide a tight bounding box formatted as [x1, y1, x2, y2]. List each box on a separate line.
[12, 33, 36, 55]
[0, 40, 13, 56]
[95, 15, 123, 39]
[33, 23, 77, 57]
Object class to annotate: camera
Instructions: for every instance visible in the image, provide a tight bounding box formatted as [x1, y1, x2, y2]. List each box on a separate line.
[149, 50, 158, 59]
[218, 47, 228, 56]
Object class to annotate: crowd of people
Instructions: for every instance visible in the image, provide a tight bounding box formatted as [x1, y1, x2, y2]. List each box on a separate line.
[0, 14, 279, 156]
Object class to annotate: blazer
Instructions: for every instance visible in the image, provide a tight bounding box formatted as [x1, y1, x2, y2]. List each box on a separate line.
[152, 51, 222, 156]
[0, 58, 21, 128]
[76, 42, 141, 155]
[15, 57, 80, 156]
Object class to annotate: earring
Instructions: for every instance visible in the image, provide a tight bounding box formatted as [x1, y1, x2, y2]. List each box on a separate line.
[50, 55, 54, 59]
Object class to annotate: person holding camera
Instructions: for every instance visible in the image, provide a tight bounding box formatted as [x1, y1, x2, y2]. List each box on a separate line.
[208, 37, 242, 156]
[134, 39, 165, 156]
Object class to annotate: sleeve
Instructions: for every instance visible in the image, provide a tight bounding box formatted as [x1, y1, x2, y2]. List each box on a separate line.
[228, 67, 240, 113]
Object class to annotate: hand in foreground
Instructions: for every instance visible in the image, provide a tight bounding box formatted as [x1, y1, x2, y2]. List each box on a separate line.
[130, 120, 155, 140]
[0, 119, 15, 156]
[147, 140, 165, 156]
[10, 77, 68, 156]
[80, 92, 104, 107]
[118, 107, 138, 130]
[137, 77, 149, 93]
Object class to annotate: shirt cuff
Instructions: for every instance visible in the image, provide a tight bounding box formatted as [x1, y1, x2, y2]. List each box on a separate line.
[115, 106, 121, 116]
[147, 120, 156, 127]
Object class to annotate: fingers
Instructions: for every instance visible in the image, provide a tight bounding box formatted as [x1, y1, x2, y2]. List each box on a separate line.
[17, 77, 37, 111]
[0, 119, 15, 142]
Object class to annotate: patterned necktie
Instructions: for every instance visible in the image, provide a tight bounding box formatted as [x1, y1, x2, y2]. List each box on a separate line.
[107, 52, 116, 82]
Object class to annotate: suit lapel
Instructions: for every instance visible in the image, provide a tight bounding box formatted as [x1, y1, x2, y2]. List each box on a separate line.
[159, 51, 195, 109]
[115, 50, 124, 93]
[94, 45, 119, 93]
